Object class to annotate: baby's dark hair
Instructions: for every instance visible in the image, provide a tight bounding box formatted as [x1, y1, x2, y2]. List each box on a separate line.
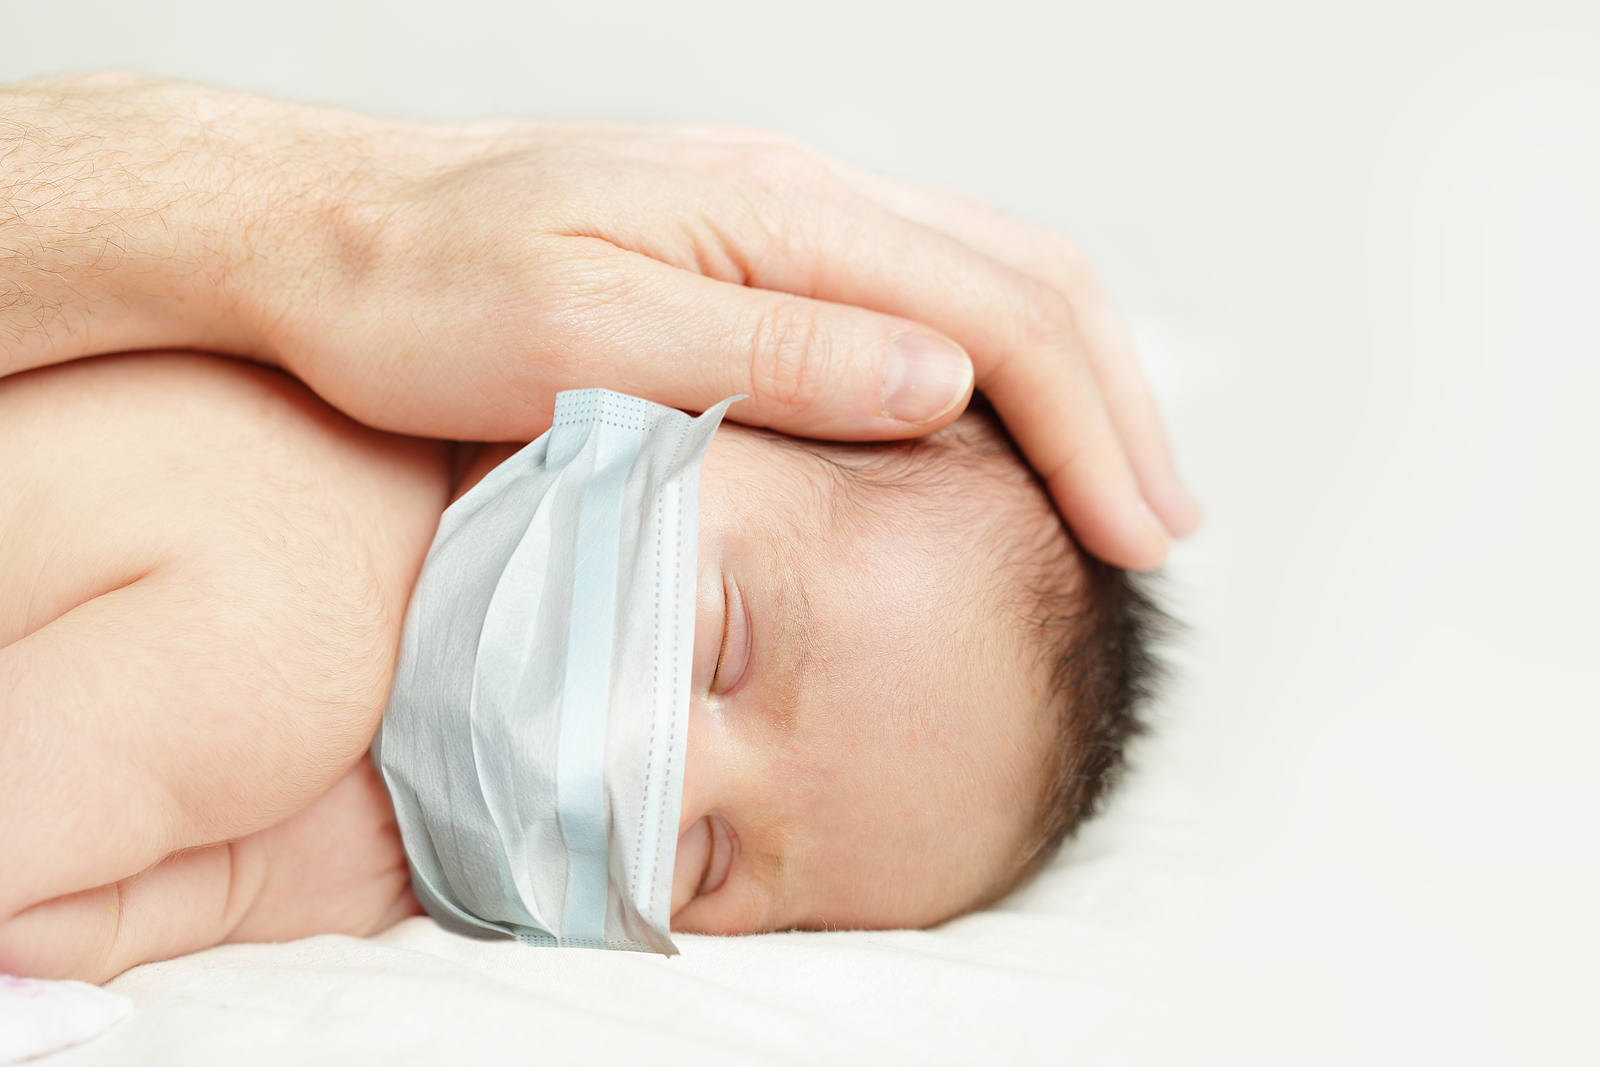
[779, 396, 1169, 900]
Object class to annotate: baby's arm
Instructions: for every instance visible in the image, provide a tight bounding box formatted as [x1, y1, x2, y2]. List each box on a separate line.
[0, 353, 448, 981]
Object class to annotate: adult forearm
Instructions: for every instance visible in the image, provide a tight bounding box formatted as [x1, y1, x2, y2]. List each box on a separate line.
[0, 73, 393, 376]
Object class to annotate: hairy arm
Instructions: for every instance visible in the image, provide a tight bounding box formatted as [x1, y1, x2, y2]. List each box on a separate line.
[1, 72, 1196, 569]
[1, 72, 378, 374]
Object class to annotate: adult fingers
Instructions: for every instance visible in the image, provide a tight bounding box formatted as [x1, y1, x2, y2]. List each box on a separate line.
[462, 205, 1166, 567]
[479, 239, 979, 439]
[514, 231, 1162, 568]
[827, 168, 1202, 539]
[669, 179, 1171, 569]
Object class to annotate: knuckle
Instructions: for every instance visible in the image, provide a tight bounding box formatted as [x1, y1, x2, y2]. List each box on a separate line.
[1011, 275, 1084, 357]
[742, 140, 840, 195]
[1035, 233, 1095, 294]
[746, 299, 832, 417]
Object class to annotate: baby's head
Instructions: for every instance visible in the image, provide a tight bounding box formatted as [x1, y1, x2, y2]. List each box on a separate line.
[671, 401, 1166, 933]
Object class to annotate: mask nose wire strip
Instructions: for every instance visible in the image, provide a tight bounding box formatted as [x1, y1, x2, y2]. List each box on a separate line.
[556, 412, 641, 946]
[637, 476, 675, 911]
[636, 447, 687, 917]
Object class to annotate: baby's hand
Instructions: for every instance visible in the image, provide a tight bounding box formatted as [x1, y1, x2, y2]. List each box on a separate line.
[0, 758, 419, 983]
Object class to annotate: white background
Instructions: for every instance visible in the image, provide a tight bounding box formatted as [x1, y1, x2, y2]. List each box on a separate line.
[5, 2, 1597, 1063]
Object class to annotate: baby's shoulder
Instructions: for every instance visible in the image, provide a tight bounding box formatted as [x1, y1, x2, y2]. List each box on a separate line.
[0, 351, 449, 509]
[0, 353, 451, 644]
[3, 352, 392, 466]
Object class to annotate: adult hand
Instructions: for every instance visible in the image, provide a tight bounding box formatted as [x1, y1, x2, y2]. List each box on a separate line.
[1, 74, 1198, 569]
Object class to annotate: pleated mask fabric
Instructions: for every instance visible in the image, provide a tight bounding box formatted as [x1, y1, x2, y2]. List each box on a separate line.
[373, 389, 739, 955]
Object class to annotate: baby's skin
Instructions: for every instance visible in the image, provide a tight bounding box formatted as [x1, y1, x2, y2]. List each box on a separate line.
[0, 353, 1053, 982]
[0, 354, 449, 980]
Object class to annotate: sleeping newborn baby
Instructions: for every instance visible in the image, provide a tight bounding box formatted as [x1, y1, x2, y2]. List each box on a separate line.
[0, 352, 1159, 981]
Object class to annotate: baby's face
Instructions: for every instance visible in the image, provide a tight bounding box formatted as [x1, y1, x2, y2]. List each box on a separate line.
[670, 423, 1052, 934]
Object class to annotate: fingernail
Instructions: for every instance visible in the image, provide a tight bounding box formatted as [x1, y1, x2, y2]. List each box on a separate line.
[1167, 482, 1205, 538]
[1146, 473, 1204, 539]
[882, 333, 973, 424]
[1138, 497, 1173, 544]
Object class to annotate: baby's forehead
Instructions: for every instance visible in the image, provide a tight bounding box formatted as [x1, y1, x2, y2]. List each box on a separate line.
[714, 415, 1063, 541]
[710, 417, 1080, 644]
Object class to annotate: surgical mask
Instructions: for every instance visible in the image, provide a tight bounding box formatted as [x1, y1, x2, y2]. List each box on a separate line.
[373, 389, 739, 955]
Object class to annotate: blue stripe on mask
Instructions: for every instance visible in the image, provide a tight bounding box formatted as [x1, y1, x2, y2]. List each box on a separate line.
[556, 407, 642, 945]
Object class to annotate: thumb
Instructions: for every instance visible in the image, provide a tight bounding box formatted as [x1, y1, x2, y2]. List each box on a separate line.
[515, 249, 975, 440]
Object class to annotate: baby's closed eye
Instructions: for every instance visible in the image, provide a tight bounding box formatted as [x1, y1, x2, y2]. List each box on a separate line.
[712, 575, 753, 697]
